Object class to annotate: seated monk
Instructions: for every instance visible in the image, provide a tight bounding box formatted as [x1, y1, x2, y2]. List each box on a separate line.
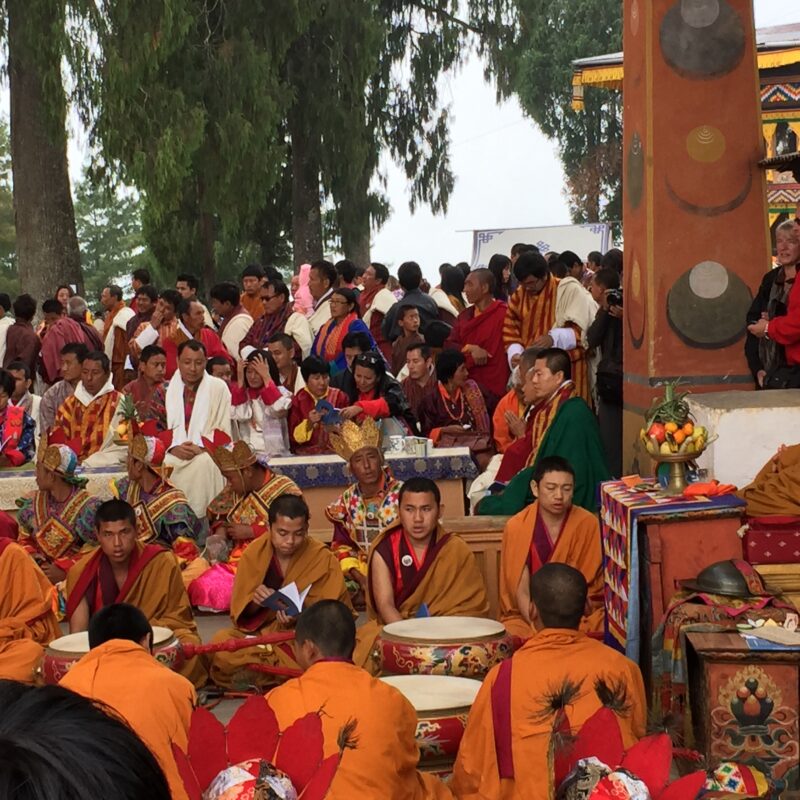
[111, 421, 204, 574]
[53, 350, 126, 466]
[209, 494, 353, 690]
[326, 418, 402, 606]
[121, 344, 168, 429]
[163, 339, 232, 516]
[417, 349, 495, 469]
[500, 456, 604, 638]
[355, 477, 490, 670]
[287, 355, 349, 455]
[266, 600, 452, 800]
[451, 564, 646, 800]
[738, 443, 800, 516]
[0, 368, 35, 466]
[477, 348, 609, 516]
[0, 536, 61, 682]
[16, 431, 101, 584]
[188, 433, 301, 612]
[492, 347, 540, 454]
[65, 499, 206, 688]
[60, 603, 196, 800]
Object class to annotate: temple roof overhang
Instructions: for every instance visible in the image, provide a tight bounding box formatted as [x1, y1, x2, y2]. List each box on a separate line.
[571, 23, 800, 106]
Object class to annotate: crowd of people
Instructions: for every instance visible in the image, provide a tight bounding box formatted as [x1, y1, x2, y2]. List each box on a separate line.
[2, 236, 791, 799]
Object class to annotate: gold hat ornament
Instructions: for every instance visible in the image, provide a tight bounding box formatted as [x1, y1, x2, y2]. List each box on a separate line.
[36, 430, 86, 486]
[201, 429, 257, 472]
[129, 420, 174, 477]
[329, 417, 382, 462]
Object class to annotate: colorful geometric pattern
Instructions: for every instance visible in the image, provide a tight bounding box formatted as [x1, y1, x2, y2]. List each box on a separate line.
[762, 82, 800, 106]
[600, 480, 746, 659]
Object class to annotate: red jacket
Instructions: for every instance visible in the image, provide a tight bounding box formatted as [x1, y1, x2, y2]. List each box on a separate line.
[769, 277, 800, 366]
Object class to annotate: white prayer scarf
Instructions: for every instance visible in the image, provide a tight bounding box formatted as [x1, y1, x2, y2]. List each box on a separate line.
[165, 372, 213, 446]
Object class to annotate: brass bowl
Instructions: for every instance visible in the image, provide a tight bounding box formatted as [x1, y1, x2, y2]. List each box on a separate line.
[648, 448, 706, 496]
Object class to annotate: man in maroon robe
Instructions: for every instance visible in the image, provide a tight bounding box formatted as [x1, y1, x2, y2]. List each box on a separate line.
[445, 268, 509, 411]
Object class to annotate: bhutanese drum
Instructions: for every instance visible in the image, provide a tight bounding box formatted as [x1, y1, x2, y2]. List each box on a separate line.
[381, 674, 480, 770]
[42, 626, 181, 684]
[377, 616, 513, 679]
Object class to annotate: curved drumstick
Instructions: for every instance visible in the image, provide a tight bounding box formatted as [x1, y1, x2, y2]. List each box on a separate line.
[245, 663, 302, 678]
[180, 631, 296, 658]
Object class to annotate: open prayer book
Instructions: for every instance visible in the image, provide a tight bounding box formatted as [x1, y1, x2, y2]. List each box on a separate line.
[259, 582, 311, 617]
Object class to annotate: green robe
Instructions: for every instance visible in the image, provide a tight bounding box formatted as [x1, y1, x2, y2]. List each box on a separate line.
[477, 398, 610, 516]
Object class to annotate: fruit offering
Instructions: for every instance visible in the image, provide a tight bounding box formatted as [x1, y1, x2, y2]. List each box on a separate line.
[638, 380, 709, 457]
[115, 394, 139, 442]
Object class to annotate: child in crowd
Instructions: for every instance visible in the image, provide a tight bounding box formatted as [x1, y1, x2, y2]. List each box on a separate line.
[390, 305, 423, 375]
[231, 350, 292, 458]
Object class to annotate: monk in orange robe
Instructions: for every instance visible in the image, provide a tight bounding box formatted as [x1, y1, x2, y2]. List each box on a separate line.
[355, 477, 490, 671]
[0, 537, 60, 682]
[267, 600, 452, 799]
[65, 499, 207, 688]
[209, 494, 353, 690]
[61, 603, 195, 800]
[738, 443, 800, 516]
[499, 456, 604, 639]
[452, 564, 646, 800]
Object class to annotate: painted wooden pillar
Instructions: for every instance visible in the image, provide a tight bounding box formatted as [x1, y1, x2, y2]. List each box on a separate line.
[622, 0, 771, 470]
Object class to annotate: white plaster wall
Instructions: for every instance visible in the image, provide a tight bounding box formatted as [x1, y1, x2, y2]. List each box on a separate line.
[687, 390, 800, 488]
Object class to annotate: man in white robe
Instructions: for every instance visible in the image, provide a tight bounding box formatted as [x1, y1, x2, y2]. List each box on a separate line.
[163, 340, 232, 515]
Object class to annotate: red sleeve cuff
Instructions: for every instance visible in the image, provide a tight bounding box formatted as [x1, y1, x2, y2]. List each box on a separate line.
[259, 383, 282, 405]
[356, 398, 390, 418]
[4, 449, 24, 467]
[230, 384, 248, 405]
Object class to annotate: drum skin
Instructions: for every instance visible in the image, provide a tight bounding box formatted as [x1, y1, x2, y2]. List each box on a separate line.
[382, 674, 479, 770]
[378, 618, 514, 679]
[42, 628, 182, 684]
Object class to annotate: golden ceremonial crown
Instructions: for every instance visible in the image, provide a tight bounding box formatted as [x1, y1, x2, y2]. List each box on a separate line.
[329, 417, 382, 462]
[37, 429, 81, 475]
[201, 429, 257, 472]
[129, 420, 174, 477]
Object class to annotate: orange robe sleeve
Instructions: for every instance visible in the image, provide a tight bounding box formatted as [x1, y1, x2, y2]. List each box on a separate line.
[0, 620, 45, 683]
[492, 390, 521, 453]
[737, 443, 800, 516]
[0, 539, 60, 646]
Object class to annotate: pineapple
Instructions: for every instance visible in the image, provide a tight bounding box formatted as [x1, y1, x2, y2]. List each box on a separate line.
[116, 394, 139, 441]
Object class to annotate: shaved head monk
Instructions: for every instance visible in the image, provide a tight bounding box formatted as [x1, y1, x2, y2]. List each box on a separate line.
[266, 600, 452, 799]
[353, 477, 490, 671]
[65, 499, 206, 687]
[0, 537, 60, 682]
[452, 564, 646, 800]
[209, 494, 354, 690]
[499, 456, 604, 638]
[60, 603, 195, 800]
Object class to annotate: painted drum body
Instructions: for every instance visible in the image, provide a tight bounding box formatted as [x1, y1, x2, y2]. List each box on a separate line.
[381, 674, 481, 769]
[42, 626, 182, 684]
[377, 616, 513, 679]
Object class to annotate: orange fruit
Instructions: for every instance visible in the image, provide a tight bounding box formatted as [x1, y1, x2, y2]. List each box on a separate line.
[664, 422, 679, 434]
[682, 422, 694, 436]
[673, 430, 686, 445]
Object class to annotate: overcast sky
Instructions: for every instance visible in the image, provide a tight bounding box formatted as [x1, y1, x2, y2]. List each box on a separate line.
[49, 2, 800, 283]
[372, 0, 800, 282]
